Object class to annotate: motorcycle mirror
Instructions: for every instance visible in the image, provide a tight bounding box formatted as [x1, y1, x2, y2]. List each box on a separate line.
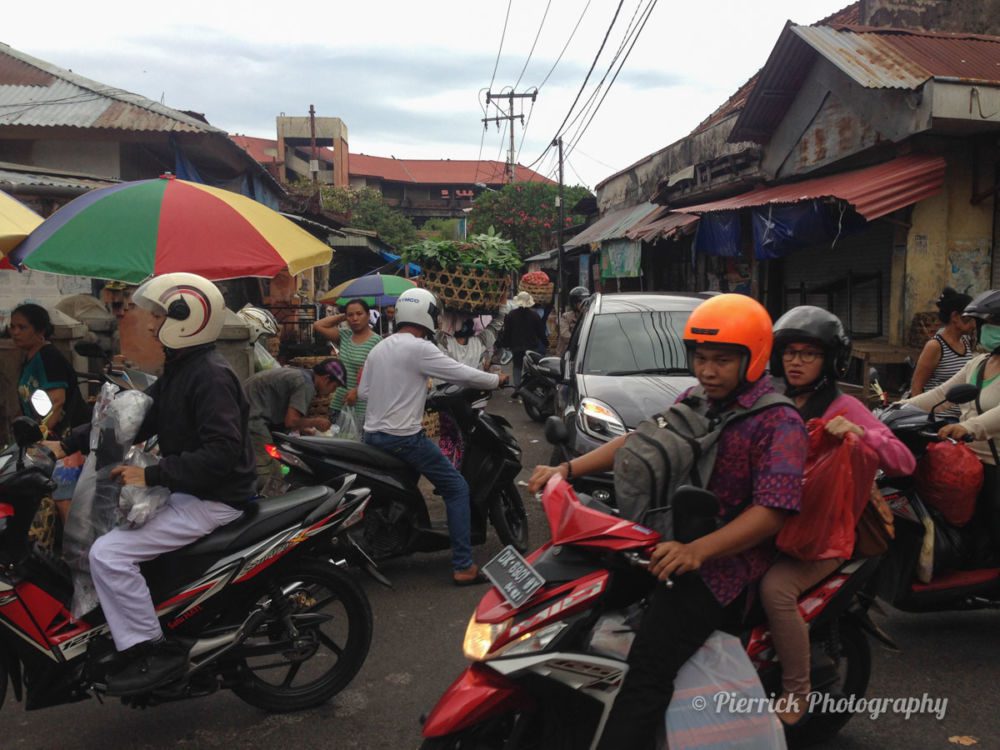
[538, 356, 563, 380]
[12, 416, 44, 448]
[868, 367, 880, 383]
[544, 416, 569, 446]
[945, 383, 979, 405]
[29, 389, 53, 419]
[73, 340, 108, 360]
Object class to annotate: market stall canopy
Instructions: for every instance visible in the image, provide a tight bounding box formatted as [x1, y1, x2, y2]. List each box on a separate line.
[318, 273, 415, 306]
[680, 154, 946, 221]
[564, 201, 660, 249]
[0, 189, 42, 257]
[9, 174, 333, 283]
[625, 207, 699, 243]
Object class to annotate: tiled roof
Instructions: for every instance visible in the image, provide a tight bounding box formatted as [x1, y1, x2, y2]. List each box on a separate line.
[347, 153, 555, 185]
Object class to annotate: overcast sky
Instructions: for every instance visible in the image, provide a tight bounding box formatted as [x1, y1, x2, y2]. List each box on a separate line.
[4, 0, 850, 189]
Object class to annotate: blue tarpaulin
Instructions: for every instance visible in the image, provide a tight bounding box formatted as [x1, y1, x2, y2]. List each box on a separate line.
[692, 212, 742, 258]
[751, 200, 863, 259]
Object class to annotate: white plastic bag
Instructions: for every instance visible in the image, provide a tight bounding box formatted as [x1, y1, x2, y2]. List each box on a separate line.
[117, 447, 171, 529]
[253, 340, 280, 372]
[336, 406, 360, 441]
[664, 631, 787, 750]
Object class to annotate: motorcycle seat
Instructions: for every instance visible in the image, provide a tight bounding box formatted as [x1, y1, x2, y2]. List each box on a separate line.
[280, 434, 419, 480]
[156, 486, 332, 561]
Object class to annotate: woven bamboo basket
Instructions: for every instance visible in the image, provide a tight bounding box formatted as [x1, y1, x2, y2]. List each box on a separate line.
[520, 281, 554, 305]
[421, 262, 510, 313]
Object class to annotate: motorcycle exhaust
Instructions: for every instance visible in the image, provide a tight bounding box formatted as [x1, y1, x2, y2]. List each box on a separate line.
[517, 385, 546, 409]
[187, 607, 270, 672]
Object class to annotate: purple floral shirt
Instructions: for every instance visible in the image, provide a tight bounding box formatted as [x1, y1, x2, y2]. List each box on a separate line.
[682, 377, 807, 605]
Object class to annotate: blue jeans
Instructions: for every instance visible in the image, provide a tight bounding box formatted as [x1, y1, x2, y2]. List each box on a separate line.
[363, 430, 473, 571]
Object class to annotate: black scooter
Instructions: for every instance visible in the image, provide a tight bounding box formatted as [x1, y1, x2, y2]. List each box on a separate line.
[270, 384, 529, 563]
[515, 351, 560, 423]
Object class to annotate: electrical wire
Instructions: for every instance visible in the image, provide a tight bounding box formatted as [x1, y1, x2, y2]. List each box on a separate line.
[572, 146, 619, 172]
[488, 0, 513, 94]
[537, 0, 594, 92]
[514, 0, 552, 90]
[473, 88, 490, 184]
[564, 155, 589, 189]
[525, 0, 626, 171]
[564, 0, 659, 164]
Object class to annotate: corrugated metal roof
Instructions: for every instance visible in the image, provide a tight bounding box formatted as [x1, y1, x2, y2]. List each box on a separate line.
[0, 167, 115, 191]
[0, 44, 223, 133]
[681, 154, 945, 221]
[564, 202, 659, 248]
[792, 26, 931, 88]
[625, 206, 699, 242]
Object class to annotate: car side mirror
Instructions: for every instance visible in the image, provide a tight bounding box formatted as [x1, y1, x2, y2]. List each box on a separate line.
[946, 384, 979, 405]
[30, 389, 53, 420]
[544, 416, 569, 446]
[538, 356, 563, 380]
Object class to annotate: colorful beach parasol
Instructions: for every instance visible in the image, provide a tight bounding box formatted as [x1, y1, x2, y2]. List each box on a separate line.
[9, 175, 332, 283]
[318, 273, 416, 307]
[0, 190, 42, 262]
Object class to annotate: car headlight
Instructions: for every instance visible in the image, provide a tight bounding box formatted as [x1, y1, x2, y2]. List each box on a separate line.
[463, 614, 511, 661]
[578, 398, 627, 440]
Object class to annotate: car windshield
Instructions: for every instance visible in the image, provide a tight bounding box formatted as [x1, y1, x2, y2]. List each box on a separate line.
[581, 311, 691, 375]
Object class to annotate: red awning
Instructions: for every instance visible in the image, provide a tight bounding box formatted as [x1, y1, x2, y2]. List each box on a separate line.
[680, 154, 946, 220]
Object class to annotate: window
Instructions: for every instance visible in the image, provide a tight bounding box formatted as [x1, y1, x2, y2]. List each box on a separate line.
[581, 311, 691, 375]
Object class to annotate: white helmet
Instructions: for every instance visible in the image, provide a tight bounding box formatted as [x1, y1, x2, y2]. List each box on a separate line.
[395, 287, 439, 336]
[133, 272, 226, 349]
[237, 304, 279, 343]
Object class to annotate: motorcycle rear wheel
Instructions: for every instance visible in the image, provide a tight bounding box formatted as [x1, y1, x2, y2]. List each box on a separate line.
[489, 482, 529, 552]
[232, 560, 373, 713]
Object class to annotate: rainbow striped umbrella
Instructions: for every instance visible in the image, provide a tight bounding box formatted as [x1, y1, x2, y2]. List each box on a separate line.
[0, 190, 42, 260]
[9, 174, 332, 283]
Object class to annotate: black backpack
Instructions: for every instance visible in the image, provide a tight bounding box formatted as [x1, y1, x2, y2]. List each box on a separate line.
[613, 386, 794, 536]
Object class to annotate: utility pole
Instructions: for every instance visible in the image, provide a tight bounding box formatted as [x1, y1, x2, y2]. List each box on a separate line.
[554, 136, 566, 310]
[482, 90, 537, 182]
[308, 104, 319, 190]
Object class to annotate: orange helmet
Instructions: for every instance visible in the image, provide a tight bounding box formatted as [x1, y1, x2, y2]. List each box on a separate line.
[683, 294, 774, 383]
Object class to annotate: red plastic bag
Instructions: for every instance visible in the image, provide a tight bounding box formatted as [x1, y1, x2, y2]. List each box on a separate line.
[915, 441, 983, 527]
[777, 418, 880, 561]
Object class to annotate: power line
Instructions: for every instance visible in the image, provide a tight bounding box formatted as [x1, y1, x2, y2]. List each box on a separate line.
[488, 0, 513, 93]
[537, 0, 593, 92]
[565, 155, 589, 189]
[514, 0, 552, 90]
[573, 145, 620, 172]
[473, 88, 490, 184]
[525, 0, 626, 171]
[565, 0, 660, 164]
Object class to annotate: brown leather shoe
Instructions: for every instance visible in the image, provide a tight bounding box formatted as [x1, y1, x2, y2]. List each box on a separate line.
[453, 564, 488, 586]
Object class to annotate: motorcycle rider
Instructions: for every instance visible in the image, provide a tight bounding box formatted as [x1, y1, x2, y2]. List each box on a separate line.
[556, 285, 589, 356]
[46, 272, 255, 696]
[237, 304, 281, 373]
[904, 289, 1000, 561]
[358, 288, 509, 585]
[761, 306, 915, 725]
[529, 293, 807, 749]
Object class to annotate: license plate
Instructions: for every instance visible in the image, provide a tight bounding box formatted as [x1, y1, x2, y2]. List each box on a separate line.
[482, 545, 545, 609]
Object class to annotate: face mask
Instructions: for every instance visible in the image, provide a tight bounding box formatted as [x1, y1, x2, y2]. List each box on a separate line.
[981, 324, 1000, 352]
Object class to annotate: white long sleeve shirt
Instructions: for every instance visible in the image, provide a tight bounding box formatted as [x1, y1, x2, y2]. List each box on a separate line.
[358, 332, 500, 436]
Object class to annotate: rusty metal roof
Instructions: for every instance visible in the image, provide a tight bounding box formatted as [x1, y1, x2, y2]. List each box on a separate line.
[0, 44, 222, 133]
[564, 202, 660, 249]
[680, 154, 945, 221]
[625, 206, 698, 243]
[793, 25, 1000, 88]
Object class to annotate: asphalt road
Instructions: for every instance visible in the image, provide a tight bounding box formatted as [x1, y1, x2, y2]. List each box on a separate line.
[4, 394, 1000, 749]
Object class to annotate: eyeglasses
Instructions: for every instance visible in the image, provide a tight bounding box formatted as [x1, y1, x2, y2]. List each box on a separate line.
[781, 348, 823, 364]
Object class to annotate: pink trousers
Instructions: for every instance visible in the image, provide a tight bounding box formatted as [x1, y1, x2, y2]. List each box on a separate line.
[759, 554, 843, 695]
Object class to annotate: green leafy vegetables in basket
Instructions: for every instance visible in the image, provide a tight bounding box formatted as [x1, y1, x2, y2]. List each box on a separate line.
[403, 227, 521, 272]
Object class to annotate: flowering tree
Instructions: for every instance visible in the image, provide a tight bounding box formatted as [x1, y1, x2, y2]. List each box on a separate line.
[468, 183, 592, 257]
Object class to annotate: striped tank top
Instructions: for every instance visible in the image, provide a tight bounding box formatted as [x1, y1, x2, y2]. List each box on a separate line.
[925, 332, 973, 417]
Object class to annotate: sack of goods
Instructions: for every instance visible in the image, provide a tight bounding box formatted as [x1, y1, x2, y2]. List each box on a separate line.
[914, 440, 983, 527]
[776, 418, 880, 561]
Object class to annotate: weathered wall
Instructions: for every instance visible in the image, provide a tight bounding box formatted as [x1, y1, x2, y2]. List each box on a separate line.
[899, 143, 995, 345]
[31, 139, 120, 179]
[862, 0, 1000, 35]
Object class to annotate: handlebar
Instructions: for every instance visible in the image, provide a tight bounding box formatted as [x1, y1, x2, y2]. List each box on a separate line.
[917, 429, 974, 443]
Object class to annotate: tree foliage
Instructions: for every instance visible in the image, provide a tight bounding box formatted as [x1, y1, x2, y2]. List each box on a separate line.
[468, 182, 592, 257]
[287, 182, 418, 251]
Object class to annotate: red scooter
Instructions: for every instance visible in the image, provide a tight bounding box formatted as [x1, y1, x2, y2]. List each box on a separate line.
[420, 476, 883, 749]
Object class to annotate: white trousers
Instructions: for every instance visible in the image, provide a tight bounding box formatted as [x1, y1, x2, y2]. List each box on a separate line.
[89, 492, 243, 651]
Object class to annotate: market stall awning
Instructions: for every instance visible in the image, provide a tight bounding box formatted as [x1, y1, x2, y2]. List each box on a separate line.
[564, 201, 659, 249]
[625, 206, 699, 243]
[681, 154, 946, 221]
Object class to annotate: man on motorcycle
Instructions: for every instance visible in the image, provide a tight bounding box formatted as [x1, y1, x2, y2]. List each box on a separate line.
[358, 288, 509, 585]
[529, 293, 807, 749]
[47, 272, 255, 696]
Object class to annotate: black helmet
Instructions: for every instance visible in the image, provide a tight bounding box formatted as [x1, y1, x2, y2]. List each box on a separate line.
[569, 286, 590, 307]
[772, 305, 852, 380]
[963, 289, 1000, 322]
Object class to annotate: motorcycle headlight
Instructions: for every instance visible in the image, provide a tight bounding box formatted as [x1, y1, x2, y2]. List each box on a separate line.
[578, 398, 627, 440]
[463, 614, 511, 661]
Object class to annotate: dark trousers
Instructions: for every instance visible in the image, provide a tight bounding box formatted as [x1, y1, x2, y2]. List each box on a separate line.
[596, 573, 726, 750]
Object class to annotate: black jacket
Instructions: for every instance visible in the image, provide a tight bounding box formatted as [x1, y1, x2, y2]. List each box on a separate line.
[66, 344, 257, 506]
[499, 307, 547, 353]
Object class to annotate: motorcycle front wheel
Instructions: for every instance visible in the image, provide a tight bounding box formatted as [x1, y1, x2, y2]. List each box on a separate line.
[232, 559, 373, 712]
[489, 482, 529, 552]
